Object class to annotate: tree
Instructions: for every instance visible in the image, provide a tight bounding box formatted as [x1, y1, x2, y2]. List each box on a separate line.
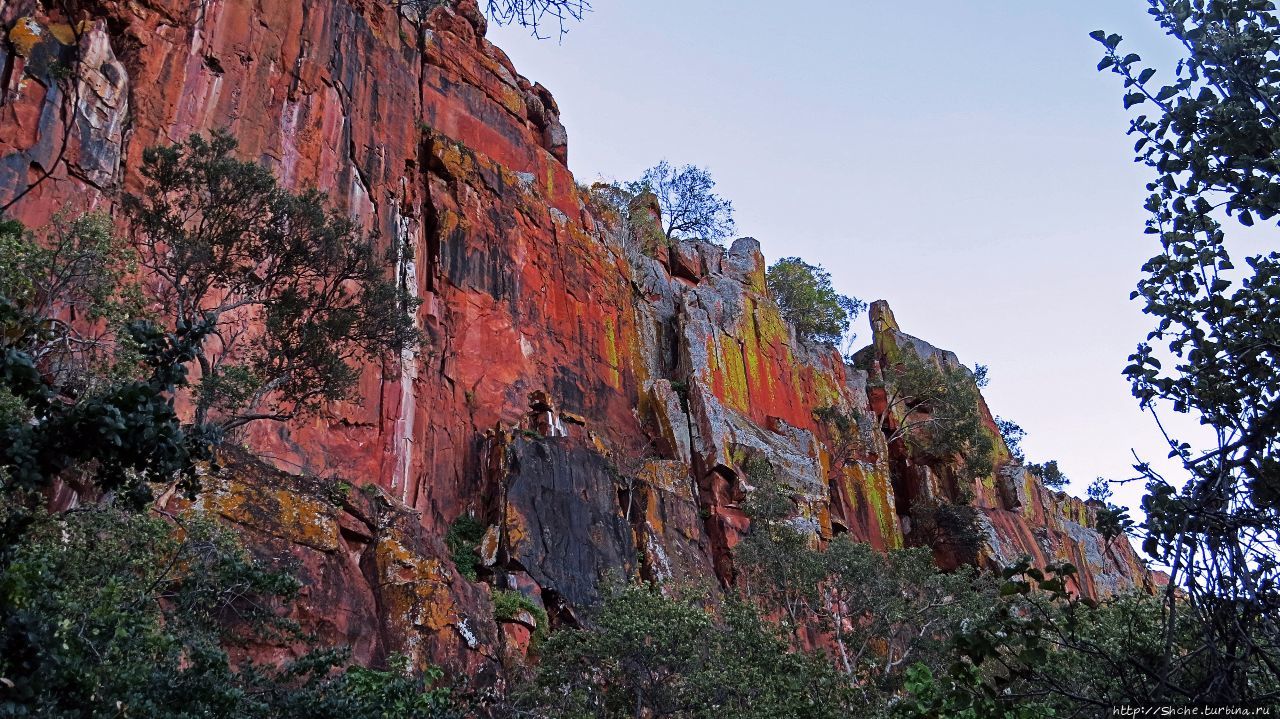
[124, 131, 419, 435]
[733, 462, 992, 716]
[1092, 1, 1280, 702]
[0, 501, 460, 718]
[871, 353, 995, 482]
[0, 212, 458, 716]
[1027, 459, 1068, 490]
[629, 161, 736, 242]
[767, 257, 867, 346]
[994, 417, 1025, 462]
[517, 584, 852, 719]
[392, 0, 590, 38]
[0, 216, 213, 511]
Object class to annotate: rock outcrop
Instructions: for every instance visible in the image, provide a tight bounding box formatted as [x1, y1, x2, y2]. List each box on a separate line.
[0, 0, 1154, 679]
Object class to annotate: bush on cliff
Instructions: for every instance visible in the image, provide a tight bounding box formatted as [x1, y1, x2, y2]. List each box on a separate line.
[0, 214, 458, 717]
[874, 353, 995, 482]
[1026, 459, 1067, 490]
[766, 256, 867, 346]
[733, 462, 993, 717]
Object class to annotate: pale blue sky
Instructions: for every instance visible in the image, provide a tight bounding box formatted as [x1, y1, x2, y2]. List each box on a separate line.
[490, 2, 1205, 512]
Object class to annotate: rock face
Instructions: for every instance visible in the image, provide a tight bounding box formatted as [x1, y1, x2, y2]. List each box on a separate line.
[0, 0, 1154, 678]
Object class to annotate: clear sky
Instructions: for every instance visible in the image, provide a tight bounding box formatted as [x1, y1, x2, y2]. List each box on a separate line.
[489, 2, 1207, 513]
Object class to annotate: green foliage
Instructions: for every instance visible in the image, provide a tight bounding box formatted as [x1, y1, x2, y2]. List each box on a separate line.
[446, 515, 486, 581]
[901, 557, 1278, 716]
[878, 353, 994, 482]
[766, 257, 866, 346]
[124, 131, 419, 433]
[493, 590, 549, 645]
[0, 501, 460, 718]
[0, 294, 214, 509]
[906, 496, 986, 565]
[518, 584, 853, 719]
[628, 161, 735, 242]
[1026, 459, 1067, 490]
[735, 468, 992, 716]
[1094, 2, 1280, 699]
[972, 363, 990, 388]
[0, 212, 146, 389]
[994, 417, 1024, 462]
[1085, 478, 1134, 543]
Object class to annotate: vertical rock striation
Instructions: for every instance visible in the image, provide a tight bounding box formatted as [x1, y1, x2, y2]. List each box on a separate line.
[0, 0, 1154, 676]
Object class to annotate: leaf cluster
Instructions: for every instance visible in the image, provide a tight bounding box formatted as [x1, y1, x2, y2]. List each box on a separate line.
[1094, 1, 1280, 700]
[766, 257, 867, 346]
[878, 354, 995, 482]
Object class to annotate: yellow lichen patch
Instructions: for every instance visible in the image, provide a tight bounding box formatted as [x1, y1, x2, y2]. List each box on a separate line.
[374, 533, 456, 634]
[9, 18, 44, 58]
[601, 316, 621, 388]
[639, 460, 688, 496]
[499, 84, 526, 117]
[432, 138, 474, 180]
[204, 476, 339, 553]
[854, 463, 903, 549]
[809, 368, 842, 409]
[46, 21, 91, 46]
[754, 299, 791, 347]
[711, 335, 751, 414]
[503, 504, 530, 554]
[740, 317, 768, 405]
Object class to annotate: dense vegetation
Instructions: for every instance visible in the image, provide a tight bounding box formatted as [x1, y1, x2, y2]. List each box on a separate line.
[0, 137, 445, 716]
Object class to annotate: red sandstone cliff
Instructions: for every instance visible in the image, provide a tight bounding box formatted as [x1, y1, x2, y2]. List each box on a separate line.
[0, 0, 1154, 680]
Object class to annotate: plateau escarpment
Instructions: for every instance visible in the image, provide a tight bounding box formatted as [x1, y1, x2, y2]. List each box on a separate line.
[0, 0, 1154, 680]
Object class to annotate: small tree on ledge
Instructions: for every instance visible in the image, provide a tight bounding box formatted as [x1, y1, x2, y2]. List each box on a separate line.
[629, 161, 735, 242]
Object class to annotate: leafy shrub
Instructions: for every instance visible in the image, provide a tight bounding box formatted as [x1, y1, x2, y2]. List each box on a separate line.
[994, 417, 1025, 462]
[0, 502, 460, 718]
[124, 131, 419, 433]
[878, 353, 995, 481]
[907, 496, 987, 564]
[446, 515, 486, 581]
[766, 257, 866, 345]
[518, 585, 852, 719]
[493, 590, 549, 646]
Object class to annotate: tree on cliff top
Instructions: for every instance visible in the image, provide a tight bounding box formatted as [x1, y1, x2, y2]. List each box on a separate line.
[393, 0, 590, 38]
[629, 161, 736, 242]
[767, 257, 866, 346]
[874, 353, 995, 482]
[124, 131, 420, 435]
